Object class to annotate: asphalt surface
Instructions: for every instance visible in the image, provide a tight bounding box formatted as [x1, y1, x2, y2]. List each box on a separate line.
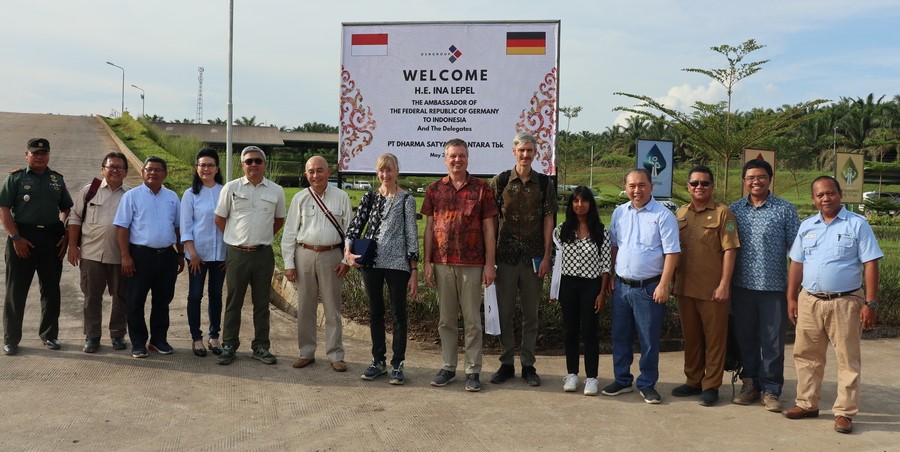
[1, 112, 898, 451]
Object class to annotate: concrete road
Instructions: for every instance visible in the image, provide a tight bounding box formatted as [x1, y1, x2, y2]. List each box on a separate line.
[1, 113, 898, 451]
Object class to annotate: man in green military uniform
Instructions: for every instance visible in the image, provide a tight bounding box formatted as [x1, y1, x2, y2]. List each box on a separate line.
[0, 138, 73, 355]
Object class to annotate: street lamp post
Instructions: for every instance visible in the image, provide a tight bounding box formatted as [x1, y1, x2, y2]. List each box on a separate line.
[106, 61, 125, 116]
[131, 84, 145, 117]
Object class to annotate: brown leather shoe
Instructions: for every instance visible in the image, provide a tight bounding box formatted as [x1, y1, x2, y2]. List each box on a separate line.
[834, 415, 852, 434]
[330, 360, 348, 372]
[292, 357, 315, 368]
[782, 405, 820, 419]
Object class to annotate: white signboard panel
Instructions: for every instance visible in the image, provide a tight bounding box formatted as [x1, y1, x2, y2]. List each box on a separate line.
[340, 21, 560, 175]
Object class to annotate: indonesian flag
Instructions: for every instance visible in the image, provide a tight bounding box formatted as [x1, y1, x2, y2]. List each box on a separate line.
[351, 33, 388, 56]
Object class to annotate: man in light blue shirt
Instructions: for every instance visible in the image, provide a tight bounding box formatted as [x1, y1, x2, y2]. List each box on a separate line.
[602, 169, 680, 404]
[782, 176, 882, 435]
[114, 156, 184, 358]
[729, 159, 800, 412]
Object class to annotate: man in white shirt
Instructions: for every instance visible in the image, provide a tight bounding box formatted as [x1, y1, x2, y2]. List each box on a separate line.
[214, 146, 286, 365]
[282, 156, 352, 372]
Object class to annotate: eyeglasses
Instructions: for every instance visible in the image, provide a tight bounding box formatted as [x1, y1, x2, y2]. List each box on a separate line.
[197, 163, 217, 169]
[688, 180, 712, 187]
[143, 167, 165, 173]
[243, 158, 264, 165]
[103, 165, 125, 172]
[744, 175, 769, 182]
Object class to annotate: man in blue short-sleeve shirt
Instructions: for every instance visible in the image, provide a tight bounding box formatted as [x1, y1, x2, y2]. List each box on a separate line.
[114, 156, 184, 358]
[728, 159, 800, 412]
[782, 176, 882, 435]
[602, 168, 680, 404]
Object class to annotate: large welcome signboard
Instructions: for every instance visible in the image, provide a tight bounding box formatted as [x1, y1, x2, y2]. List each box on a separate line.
[340, 21, 560, 175]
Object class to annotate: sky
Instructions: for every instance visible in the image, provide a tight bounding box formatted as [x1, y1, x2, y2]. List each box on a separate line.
[2, 0, 899, 133]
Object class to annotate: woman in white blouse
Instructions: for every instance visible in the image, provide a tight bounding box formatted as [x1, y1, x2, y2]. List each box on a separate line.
[551, 186, 611, 395]
[180, 148, 226, 357]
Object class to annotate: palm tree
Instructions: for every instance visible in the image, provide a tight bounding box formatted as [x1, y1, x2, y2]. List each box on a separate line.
[234, 115, 258, 126]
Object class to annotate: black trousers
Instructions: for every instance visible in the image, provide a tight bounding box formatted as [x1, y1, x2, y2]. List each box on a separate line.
[361, 267, 409, 367]
[3, 223, 64, 346]
[125, 245, 177, 349]
[559, 274, 602, 378]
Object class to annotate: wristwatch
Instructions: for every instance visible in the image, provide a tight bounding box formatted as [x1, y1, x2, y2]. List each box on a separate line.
[10, 233, 19, 241]
[864, 300, 879, 309]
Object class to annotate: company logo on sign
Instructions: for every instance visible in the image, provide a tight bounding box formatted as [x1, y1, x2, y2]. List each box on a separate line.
[419, 45, 463, 63]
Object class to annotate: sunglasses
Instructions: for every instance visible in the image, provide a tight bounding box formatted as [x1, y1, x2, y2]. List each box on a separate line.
[243, 158, 264, 165]
[688, 180, 712, 187]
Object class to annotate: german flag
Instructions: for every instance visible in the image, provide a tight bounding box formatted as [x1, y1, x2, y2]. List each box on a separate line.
[506, 32, 546, 55]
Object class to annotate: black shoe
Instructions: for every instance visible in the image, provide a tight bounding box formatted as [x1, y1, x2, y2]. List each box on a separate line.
[217, 345, 237, 365]
[4, 344, 19, 355]
[699, 389, 719, 407]
[430, 369, 457, 387]
[640, 386, 662, 404]
[111, 336, 127, 350]
[148, 341, 174, 355]
[490, 364, 515, 384]
[132, 347, 149, 358]
[522, 365, 541, 387]
[43, 338, 61, 350]
[465, 373, 482, 392]
[83, 337, 101, 353]
[671, 383, 702, 397]
[192, 341, 207, 357]
[207, 338, 223, 356]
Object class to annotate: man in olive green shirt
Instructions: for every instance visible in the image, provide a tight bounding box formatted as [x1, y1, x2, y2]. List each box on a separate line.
[0, 138, 73, 355]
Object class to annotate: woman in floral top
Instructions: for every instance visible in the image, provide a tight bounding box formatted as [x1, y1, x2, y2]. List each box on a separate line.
[345, 153, 419, 385]
[551, 186, 611, 395]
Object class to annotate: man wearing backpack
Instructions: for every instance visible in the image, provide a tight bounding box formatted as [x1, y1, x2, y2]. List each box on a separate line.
[67, 152, 131, 353]
[489, 132, 557, 387]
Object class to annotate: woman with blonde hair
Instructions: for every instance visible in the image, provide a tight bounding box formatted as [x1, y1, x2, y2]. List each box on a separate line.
[345, 153, 419, 385]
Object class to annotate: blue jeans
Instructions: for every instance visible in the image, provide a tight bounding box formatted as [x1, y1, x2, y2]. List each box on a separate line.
[730, 286, 786, 396]
[186, 260, 225, 341]
[611, 279, 666, 389]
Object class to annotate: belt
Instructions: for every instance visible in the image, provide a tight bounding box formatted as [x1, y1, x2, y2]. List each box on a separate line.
[616, 274, 662, 288]
[17, 222, 63, 230]
[298, 243, 342, 252]
[806, 289, 860, 300]
[132, 244, 173, 254]
[230, 244, 267, 252]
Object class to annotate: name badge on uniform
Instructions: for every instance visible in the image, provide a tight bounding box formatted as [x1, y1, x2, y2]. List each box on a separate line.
[804, 233, 817, 239]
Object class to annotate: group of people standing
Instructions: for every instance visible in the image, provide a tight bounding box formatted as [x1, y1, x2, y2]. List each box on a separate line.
[1, 134, 882, 435]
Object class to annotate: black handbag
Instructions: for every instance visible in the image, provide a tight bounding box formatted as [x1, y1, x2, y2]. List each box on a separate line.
[351, 238, 377, 266]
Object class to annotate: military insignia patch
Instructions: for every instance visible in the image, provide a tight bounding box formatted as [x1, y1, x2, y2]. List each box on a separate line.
[726, 220, 736, 232]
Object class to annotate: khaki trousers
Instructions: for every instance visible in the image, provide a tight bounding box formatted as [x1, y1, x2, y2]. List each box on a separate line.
[435, 264, 483, 374]
[80, 258, 127, 339]
[677, 295, 729, 390]
[295, 247, 344, 363]
[792, 290, 863, 417]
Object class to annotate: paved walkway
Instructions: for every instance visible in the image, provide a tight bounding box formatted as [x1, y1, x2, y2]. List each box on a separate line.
[1, 113, 898, 451]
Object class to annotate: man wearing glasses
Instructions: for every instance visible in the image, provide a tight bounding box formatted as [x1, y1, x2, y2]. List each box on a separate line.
[214, 146, 286, 365]
[729, 159, 800, 412]
[671, 165, 740, 406]
[114, 156, 184, 358]
[67, 152, 131, 353]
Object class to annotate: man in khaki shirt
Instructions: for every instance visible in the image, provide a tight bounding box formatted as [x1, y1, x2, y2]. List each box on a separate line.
[67, 152, 131, 353]
[672, 165, 740, 406]
[214, 146, 286, 365]
[282, 156, 351, 372]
